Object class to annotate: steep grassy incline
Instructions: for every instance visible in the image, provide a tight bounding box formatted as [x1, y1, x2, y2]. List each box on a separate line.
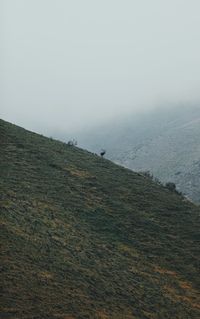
[0, 119, 200, 319]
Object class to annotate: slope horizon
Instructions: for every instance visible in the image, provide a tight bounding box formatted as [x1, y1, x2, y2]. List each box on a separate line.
[74, 105, 200, 203]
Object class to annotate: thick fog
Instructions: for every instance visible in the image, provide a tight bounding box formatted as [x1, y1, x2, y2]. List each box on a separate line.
[1, 0, 200, 135]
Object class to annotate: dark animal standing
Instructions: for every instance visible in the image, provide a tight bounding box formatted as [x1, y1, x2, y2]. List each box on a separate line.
[100, 150, 106, 157]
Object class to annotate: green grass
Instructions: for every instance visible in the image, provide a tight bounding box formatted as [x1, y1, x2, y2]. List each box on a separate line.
[0, 119, 200, 319]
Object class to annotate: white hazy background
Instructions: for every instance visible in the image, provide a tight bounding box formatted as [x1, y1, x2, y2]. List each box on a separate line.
[1, 0, 200, 134]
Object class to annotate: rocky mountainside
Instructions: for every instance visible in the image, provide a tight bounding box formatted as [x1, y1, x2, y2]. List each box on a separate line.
[77, 106, 200, 203]
[0, 118, 200, 319]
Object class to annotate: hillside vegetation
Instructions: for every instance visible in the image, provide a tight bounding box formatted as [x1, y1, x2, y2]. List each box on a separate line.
[0, 119, 200, 319]
[77, 105, 200, 203]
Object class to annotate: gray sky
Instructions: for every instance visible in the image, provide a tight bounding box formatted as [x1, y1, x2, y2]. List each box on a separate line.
[1, 0, 200, 135]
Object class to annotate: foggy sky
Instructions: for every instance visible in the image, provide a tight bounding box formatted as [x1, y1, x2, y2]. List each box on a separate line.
[1, 0, 200, 135]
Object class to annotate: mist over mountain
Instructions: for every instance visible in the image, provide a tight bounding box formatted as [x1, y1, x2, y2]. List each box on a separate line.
[1, 1, 200, 317]
[76, 105, 200, 203]
[1, 1, 200, 135]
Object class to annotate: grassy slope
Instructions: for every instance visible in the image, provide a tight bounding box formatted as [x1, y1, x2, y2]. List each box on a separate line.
[0, 119, 200, 319]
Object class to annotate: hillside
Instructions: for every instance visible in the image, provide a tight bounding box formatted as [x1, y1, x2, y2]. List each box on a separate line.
[77, 105, 200, 203]
[0, 119, 200, 319]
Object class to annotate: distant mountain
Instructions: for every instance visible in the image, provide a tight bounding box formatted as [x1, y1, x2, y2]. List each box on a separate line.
[77, 105, 200, 203]
[1, 119, 200, 318]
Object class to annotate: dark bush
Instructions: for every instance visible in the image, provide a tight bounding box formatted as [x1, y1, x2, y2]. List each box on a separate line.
[67, 139, 77, 146]
[165, 182, 176, 192]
